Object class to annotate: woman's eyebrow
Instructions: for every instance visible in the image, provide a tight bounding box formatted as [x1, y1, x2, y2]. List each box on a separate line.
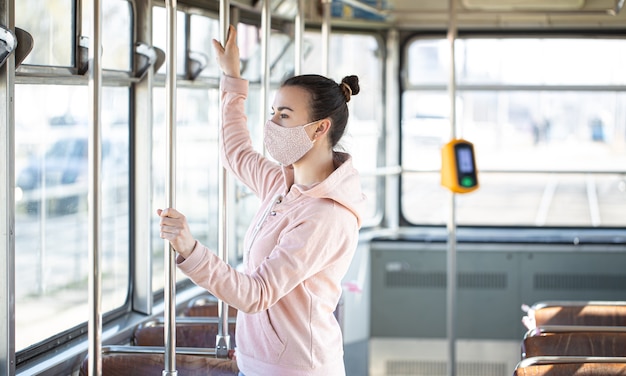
[275, 106, 294, 112]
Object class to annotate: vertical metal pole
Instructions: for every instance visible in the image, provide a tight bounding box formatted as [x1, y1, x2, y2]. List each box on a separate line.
[294, 0, 305, 75]
[446, 1, 458, 376]
[132, 0, 155, 317]
[163, 0, 178, 374]
[87, 0, 103, 374]
[320, 0, 331, 76]
[260, 0, 270, 138]
[0, 1, 16, 374]
[216, 0, 232, 359]
[385, 28, 400, 231]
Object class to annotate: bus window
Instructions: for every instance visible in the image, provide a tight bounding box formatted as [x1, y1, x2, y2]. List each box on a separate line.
[16, 0, 73, 66]
[304, 31, 384, 224]
[98, 0, 132, 71]
[402, 37, 626, 227]
[152, 6, 186, 76]
[151, 86, 221, 293]
[189, 14, 221, 78]
[14, 85, 130, 351]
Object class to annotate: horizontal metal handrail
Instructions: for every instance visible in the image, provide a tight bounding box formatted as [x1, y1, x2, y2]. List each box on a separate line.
[517, 355, 626, 368]
[102, 345, 217, 356]
[525, 325, 626, 338]
[152, 317, 237, 325]
[403, 169, 626, 175]
[530, 300, 626, 311]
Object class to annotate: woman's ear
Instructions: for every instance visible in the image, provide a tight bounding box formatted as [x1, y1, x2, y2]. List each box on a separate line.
[314, 118, 332, 138]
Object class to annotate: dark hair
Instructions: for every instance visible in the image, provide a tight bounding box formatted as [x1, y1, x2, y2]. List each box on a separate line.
[281, 74, 360, 147]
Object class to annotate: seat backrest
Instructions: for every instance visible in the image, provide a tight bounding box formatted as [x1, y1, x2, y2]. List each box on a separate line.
[523, 331, 626, 358]
[184, 296, 238, 317]
[80, 352, 239, 376]
[533, 305, 626, 327]
[133, 321, 236, 348]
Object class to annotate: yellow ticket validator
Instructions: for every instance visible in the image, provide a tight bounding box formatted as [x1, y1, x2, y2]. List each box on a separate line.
[441, 139, 479, 193]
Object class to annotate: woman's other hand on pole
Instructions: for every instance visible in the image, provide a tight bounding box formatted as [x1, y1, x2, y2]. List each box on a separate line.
[157, 208, 197, 259]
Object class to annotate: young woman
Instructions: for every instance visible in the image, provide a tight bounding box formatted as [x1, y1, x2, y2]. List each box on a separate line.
[158, 25, 365, 376]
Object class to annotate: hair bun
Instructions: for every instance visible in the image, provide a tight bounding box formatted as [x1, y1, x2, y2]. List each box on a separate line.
[340, 75, 360, 102]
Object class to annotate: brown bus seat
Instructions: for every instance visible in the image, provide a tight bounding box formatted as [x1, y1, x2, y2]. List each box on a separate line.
[133, 319, 236, 348]
[522, 328, 626, 358]
[184, 295, 238, 317]
[80, 350, 239, 376]
[513, 356, 626, 376]
[523, 301, 626, 329]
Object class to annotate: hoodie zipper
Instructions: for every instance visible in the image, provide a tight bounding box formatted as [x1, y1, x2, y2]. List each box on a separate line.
[246, 194, 283, 258]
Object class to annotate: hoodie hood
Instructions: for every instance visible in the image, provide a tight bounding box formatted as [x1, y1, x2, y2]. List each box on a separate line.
[281, 151, 366, 228]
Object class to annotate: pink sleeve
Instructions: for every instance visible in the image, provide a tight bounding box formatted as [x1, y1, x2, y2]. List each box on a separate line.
[219, 75, 282, 198]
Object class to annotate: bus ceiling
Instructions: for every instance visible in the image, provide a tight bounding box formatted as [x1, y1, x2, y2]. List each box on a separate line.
[182, 0, 626, 30]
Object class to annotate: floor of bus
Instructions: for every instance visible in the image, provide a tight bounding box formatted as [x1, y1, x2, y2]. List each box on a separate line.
[345, 340, 369, 375]
[360, 338, 520, 376]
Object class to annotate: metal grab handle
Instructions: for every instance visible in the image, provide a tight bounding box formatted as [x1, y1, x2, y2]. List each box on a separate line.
[0, 25, 17, 67]
[135, 42, 158, 78]
[14, 28, 33, 68]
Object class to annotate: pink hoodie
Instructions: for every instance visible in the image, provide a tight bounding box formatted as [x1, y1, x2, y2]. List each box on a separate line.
[176, 76, 365, 376]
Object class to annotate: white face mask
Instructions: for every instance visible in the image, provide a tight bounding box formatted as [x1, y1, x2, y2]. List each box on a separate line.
[263, 119, 318, 165]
